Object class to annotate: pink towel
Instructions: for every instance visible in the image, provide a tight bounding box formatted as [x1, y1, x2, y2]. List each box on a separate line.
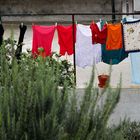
[32, 25, 55, 57]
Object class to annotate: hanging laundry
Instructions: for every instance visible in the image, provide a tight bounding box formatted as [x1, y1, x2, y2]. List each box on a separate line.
[130, 52, 140, 84]
[15, 23, 27, 60]
[106, 23, 123, 50]
[123, 18, 140, 84]
[90, 21, 107, 44]
[32, 25, 55, 57]
[123, 19, 140, 52]
[57, 25, 76, 56]
[75, 23, 101, 68]
[0, 24, 4, 46]
[101, 21, 128, 65]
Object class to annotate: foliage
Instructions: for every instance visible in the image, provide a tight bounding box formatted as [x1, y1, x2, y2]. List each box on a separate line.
[0, 38, 139, 140]
[1, 37, 75, 87]
[122, 121, 140, 140]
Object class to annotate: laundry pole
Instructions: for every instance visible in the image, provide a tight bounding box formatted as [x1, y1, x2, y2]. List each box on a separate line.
[72, 14, 76, 85]
[0, 16, 2, 23]
[112, 0, 116, 22]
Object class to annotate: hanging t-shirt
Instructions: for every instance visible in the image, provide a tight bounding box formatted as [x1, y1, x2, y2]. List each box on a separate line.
[130, 52, 140, 84]
[32, 25, 55, 57]
[106, 23, 123, 50]
[57, 25, 76, 56]
[123, 17, 140, 84]
[90, 22, 107, 44]
[75, 23, 101, 68]
[101, 21, 128, 65]
[123, 19, 140, 52]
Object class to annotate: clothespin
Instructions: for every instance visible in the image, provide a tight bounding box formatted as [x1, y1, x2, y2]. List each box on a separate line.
[106, 21, 108, 24]
[75, 21, 78, 25]
[66, 53, 68, 61]
[99, 18, 102, 23]
[21, 22, 24, 27]
[55, 22, 57, 27]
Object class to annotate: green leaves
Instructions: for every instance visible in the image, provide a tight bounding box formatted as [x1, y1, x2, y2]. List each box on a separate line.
[0, 38, 134, 140]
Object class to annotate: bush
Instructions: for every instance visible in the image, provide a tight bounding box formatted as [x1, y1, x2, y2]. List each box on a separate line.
[122, 121, 140, 140]
[1, 36, 75, 88]
[0, 38, 138, 140]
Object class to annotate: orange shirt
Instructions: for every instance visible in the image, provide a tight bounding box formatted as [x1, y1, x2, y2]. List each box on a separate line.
[106, 23, 123, 50]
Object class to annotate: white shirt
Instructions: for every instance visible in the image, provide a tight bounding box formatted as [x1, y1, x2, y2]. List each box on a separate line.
[75, 23, 102, 68]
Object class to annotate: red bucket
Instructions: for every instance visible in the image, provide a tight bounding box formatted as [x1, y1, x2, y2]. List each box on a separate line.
[98, 75, 109, 88]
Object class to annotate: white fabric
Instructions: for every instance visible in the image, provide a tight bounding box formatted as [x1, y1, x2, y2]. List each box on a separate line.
[125, 18, 140, 84]
[123, 19, 140, 51]
[75, 23, 101, 68]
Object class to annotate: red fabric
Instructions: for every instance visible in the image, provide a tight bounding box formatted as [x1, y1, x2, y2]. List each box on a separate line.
[90, 22, 107, 44]
[32, 25, 55, 57]
[57, 25, 76, 56]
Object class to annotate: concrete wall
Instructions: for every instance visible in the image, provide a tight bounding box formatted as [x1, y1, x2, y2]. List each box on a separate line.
[1, 0, 140, 89]
[2, 0, 140, 124]
[0, 0, 122, 13]
[122, 0, 140, 18]
[76, 89, 140, 126]
[3, 24, 137, 88]
[0, 0, 123, 23]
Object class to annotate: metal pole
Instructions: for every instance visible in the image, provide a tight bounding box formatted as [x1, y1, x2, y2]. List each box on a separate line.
[126, 0, 129, 15]
[72, 14, 76, 85]
[0, 14, 1, 24]
[1, 12, 140, 16]
[112, 0, 116, 22]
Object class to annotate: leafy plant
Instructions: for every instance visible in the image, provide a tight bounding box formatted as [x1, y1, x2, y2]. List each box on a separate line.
[1, 37, 75, 87]
[0, 37, 138, 140]
[122, 121, 140, 140]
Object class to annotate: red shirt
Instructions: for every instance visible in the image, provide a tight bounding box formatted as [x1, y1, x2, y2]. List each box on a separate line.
[32, 25, 56, 57]
[90, 22, 107, 44]
[57, 25, 76, 56]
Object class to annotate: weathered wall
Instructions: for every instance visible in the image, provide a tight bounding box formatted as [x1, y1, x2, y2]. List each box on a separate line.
[0, 0, 123, 23]
[0, 0, 122, 13]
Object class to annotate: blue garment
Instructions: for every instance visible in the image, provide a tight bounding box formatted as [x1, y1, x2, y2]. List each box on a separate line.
[130, 52, 140, 84]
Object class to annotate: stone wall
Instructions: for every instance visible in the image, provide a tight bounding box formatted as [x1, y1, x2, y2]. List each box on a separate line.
[0, 0, 123, 23]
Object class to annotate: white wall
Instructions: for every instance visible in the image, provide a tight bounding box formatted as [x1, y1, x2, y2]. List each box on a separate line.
[3, 24, 139, 88]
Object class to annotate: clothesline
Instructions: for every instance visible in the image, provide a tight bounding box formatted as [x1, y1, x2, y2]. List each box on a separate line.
[1, 12, 140, 16]
[1, 20, 137, 62]
[1, 13, 140, 85]
[0, 18, 125, 25]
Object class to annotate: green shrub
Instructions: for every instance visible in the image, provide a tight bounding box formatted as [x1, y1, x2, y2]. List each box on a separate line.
[122, 121, 140, 140]
[1, 36, 75, 88]
[0, 38, 137, 140]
